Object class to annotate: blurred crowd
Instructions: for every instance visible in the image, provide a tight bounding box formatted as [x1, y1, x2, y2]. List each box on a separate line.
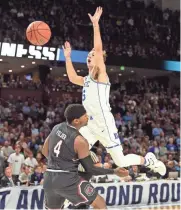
[0, 0, 180, 60]
[0, 74, 180, 187]
[0, 73, 82, 93]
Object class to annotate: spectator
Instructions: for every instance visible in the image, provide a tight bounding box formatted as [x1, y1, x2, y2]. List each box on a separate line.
[129, 137, 141, 153]
[18, 166, 31, 185]
[28, 136, 39, 156]
[31, 124, 39, 136]
[148, 141, 160, 159]
[24, 151, 38, 169]
[174, 161, 181, 173]
[159, 141, 168, 161]
[0, 145, 4, 157]
[30, 165, 44, 185]
[163, 161, 177, 179]
[167, 137, 177, 154]
[114, 113, 122, 130]
[7, 145, 25, 182]
[163, 119, 174, 136]
[0, 130, 5, 145]
[0, 154, 5, 179]
[103, 155, 113, 169]
[140, 142, 148, 156]
[1, 167, 16, 187]
[42, 164, 47, 174]
[22, 102, 31, 116]
[1, 140, 14, 160]
[36, 132, 45, 146]
[135, 124, 144, 138]
[36, 152, 45, 167]
[123, 112, 133, 124]
[152, 123, 164, 139]
[176, 133, 180, 151]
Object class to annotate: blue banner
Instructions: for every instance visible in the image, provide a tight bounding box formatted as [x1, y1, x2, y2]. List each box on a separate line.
[0, 42, 180, 71]
[58, 49, 89, 63]
[163, 61, 180, 72]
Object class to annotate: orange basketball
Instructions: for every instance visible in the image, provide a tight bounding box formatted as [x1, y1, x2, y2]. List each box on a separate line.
[26, 21, 51, 46]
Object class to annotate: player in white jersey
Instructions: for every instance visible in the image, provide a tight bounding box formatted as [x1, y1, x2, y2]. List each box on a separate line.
[62, 7, 166, 176]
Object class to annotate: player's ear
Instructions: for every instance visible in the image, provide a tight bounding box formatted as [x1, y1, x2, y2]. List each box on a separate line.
[73, 119, 79, 125]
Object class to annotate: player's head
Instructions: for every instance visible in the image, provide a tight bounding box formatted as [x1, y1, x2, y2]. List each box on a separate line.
[86, 49, 107, 70]
[64, 104, 88, 128]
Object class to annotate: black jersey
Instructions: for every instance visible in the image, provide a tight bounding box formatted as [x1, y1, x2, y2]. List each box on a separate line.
[47, 122, 80, 172]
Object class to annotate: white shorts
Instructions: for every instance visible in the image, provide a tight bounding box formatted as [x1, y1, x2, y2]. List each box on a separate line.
[79, 112, 122, 150]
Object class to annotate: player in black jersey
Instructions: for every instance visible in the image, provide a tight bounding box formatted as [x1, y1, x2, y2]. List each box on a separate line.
[42, 104, 128, 210]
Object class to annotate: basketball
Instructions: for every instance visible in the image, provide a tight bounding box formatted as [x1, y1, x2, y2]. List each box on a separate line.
[26, 21, 51, 46]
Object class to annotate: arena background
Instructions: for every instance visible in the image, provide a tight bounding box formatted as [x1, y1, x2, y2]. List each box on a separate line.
[0, 0, 180, 209]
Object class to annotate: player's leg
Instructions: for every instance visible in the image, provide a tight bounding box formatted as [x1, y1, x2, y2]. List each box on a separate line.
[44, 188, 65, 210]
[103, 135, 166, 175]
[62, 178, 107, 209]
[43, 172, 65, 209]
[91, 194, 107, 209]
[67, 151, 99, 209]
[79, 125, 98, 149]
[98, 112, 166, 176]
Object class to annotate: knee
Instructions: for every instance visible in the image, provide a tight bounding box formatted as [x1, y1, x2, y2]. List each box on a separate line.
[91, 195, 106, 209]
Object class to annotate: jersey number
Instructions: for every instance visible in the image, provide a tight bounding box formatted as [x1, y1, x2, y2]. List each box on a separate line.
[54, 140, 62, 157]
[82, 89, 86, 101]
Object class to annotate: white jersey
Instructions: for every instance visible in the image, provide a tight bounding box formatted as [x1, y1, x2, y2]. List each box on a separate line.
[80, 75, 121, 149]
[82, 75, 111, 117]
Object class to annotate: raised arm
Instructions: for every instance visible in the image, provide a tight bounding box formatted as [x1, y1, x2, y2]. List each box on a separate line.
[88, 7, 106, 77]
[88, 7, 103, 53]
[62, 41, 84, 86]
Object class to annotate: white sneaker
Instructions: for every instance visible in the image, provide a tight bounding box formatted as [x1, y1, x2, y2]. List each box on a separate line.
[145, 152, 166, 176]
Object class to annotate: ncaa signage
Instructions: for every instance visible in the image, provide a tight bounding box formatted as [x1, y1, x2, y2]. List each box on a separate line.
[0, 42, 180, 71]
[0, 42, 59, 61]
[0, 181, 180, 209]
[0, 42, 89, 63]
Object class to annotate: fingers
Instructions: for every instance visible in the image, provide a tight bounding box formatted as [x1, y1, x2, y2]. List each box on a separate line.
[95, 7, 99, 15]
[90, 6, 103, 18]
[96, 6, 103, 15]
[99, 7, 103, 15]
[62, 41, 71, 50]
[88, 13, 92, 20]
[93, 7, 98, 16]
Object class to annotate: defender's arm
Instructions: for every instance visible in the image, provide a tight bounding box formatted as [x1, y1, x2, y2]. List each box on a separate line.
[42, 136, 49, 158]
[74, 135, 129, 177]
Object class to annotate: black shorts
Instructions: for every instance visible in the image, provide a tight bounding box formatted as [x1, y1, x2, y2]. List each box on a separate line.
[43, 171, 97, 209]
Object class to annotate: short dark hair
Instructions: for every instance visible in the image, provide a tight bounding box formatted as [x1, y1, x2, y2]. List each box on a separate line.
[64, 104, 86, 124]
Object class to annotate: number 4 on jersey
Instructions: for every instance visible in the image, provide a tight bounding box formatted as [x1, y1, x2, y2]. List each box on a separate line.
[54, 140, 62, 157]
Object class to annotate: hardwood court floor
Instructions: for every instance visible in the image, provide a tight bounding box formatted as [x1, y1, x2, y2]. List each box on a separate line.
[108, 204, 181, 210]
